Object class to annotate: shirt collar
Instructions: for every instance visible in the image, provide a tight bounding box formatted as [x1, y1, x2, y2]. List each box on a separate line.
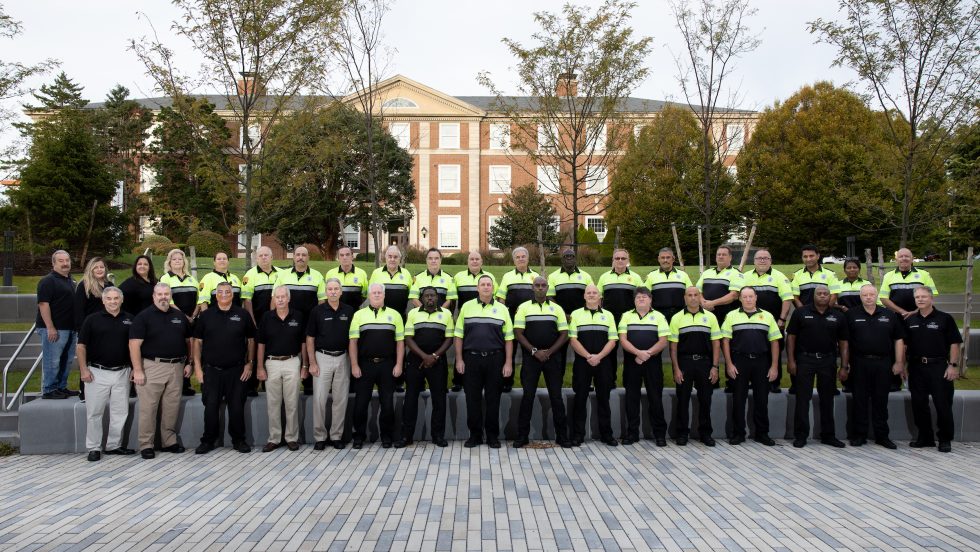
[369, 305, 386, 315]
[560, 266, 580, 275]
[212, 270, 229, 279]
[683, 307, 705, 316]
[426, 269, 443, 278]
[291, 266, 307, 277]
[898, 266, 918, 277]
[337, 264, 354, 275]
[739, 307, 759, 316]
[659, 267, 676, 275]
[477, 297, 494, 307]
[754, 267, 773, 276]
[612, 267, 631, 275]
[468, 268, 485, 277]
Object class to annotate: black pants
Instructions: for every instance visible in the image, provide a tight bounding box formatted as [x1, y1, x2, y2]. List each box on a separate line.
[503, 347, 519, 389]
[774, 337, 785, 390]
[908, 360, 955, 443]
[622, 354, 666, 440]
[463, 351, 504, 441]
[517, 351, 567, 441]
[571, 357, 615, 441]
[402, 356, 448, 440]
[201, 364, 247, 445]
[793, 355, 837, 440]
[732, 353, 772, 439]
[451, 362, 464, 389]
[352, 358, 396, 443]
[850, 356, 893, 440]
[675, 356, 713, 438]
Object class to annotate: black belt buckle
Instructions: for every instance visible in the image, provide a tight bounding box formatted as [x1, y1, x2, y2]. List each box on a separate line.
[369, 357, 386, 363]
[468, 350, 497, 357]
[740, 353, 760, 359]
[691, 354, 704, 361]
[90, 363, 128, 372]
[805, 352, 829, 359]
[919, 356, 944, 364]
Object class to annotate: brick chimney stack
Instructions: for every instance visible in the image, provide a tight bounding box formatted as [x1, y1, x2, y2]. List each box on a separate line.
[237, 72, 265, 96]
[556, 72, 578, 97]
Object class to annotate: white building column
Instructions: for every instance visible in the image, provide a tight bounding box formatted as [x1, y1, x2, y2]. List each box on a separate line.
[418, 122, 431, 249]
[467, 122, 480, 252]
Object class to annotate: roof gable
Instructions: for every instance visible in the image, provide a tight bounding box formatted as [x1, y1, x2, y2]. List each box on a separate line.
[342, 74, 485, 117]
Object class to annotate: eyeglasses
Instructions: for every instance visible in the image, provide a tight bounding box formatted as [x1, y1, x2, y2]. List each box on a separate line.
[613, 256, 628, 260]
[755, 257, 772, 261]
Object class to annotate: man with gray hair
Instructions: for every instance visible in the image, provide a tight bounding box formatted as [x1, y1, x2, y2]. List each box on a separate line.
[129, 282, 193, 459]
[77, 286, 135, 461]
[36, 249, 79, 399]
[306, 277, 355, 450]
[369, 245, 414, 316]
[496, 246, 539, 392]
[645, 247, 693, 326]
[257, 284, 307, 452]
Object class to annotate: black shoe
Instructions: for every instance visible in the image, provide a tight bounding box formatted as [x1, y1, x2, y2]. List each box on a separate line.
[724, 386, 734, 394]
[393, 439, 407, 449]
[821, 437, 846, 448]
[729, 436, 745, 446]
[559, 439, 573, 448]
[487, 440, 501, 449]
[394, 386, 405, 393]
[104, 447, 136, 455]
[889, 384, 902, 392]
[87, 451, 101, 462]
[571, 438, 584, 447]
[140, 448, 155, 459]
[314, 441, 328, 451]
[675, 436, 688, 446]
[246, 390, 259, 397]
[464, 438, 482, 448]
[849, 438, 867, 447]
[832, 388, 841, 396]
[195, 442, 215, 455]
[433, 439, 448, 447]
[655, 437, 667, 447]
[701, 436, 716, 447]
[381, 440, 392, 449]
[875, 438, 896, 450]
[621, 438, 636, 446]
[771, 385, 783, 394]
[182, 387, 196, 397]
[451, 385, 463, 393]
[793, 438, 806, 448]
[162, 443, 186, 453]
[42, 390, 67, 399]
[303, 387, 314, 396]
[129, 386, 137, 398]
[352, 440, 363, 449]
[512, 438, 529, 448]
[235, 442, 251, 453]
[59, 388, 80, 397]
[262, 442, 280, 453]
[502, 386, 512, 393]
[602, 438, 619, 447]
[910, 439, 936, 448]
[333, 441, 346, 450]
[938, 441, 951, 453]
[755, 436, 775, 446]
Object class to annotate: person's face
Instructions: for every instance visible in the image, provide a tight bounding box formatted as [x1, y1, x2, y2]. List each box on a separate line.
[860, 286, 878, 308]
[273, 288, 290, 309]
[326, 281, 342, 301]
[914, 289, 933, 310]
[293, 248, 309, 268]
[814, 287, 831, 308]
[658, 251, 674, 271]
[52, 252, 71, 275]
[897, 249, 913, 270]
[740, 289, 757, 310]
[102, 290, 122, 313]
[634, 293, 651, 311]
[533, 278, 548, 301]
[256, 247, 272, 268]
[369, 286, 385, 307]
[561, 253, 576, 271]
[386, 250, 400, 268]
[426, 251, 441, 272]
[170, 254, 184, 272]
[715, 248, 731, 268]
[153, 286, 171, 310]
[802, 249, 819, 268]
[136, 258, 150, 278]
[584, 286, 600, 307]
[338, 248, 353, 266]
[753, 251, 772, 272]
[513, 250, 528, 269]
[215, 285, 234, 308]
[468, 253, 483, 271]
[213, 253, 228, 272]
[421, 288, 438, 309]
[685, 287, 701, 310]
[613, 251, 628, 271]
[92, 262, 106, 280]
[477, 277, 494, 297]
[844, 263, 859, 279]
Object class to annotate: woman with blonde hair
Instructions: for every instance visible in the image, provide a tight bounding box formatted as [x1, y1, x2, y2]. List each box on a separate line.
[159, 248, 200, 396]
[73, 256, 111, 401]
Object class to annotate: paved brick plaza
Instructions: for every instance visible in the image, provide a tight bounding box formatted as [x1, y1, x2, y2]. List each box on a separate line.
[0, 440, 978, 551]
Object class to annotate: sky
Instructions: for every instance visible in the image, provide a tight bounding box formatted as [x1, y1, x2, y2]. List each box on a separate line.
[1, 0, 858, 155]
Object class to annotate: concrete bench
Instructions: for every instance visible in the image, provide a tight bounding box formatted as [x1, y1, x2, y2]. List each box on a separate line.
[18, 388, 980, 454]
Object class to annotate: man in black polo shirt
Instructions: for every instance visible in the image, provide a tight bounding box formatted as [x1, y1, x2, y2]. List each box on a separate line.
[306, 278, 355, 450]
[397, 287, 453, 448]
[567, 284, 619, 447]
[349, 283, 405, 449]
[193, 282, 256, 455]
[129, 283, 192, 459]
[786, 285, 848, 448]
[668, 287, 721, 447]
[257, 285, 307, 452]
[513, 276, 570, 448]
[842, 284, 905, 449]
[904, 287, 962, 453]
[37, 250, 79, 399]
[77, 286, 135, 461]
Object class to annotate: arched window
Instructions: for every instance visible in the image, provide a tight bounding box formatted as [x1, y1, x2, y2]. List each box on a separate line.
[382, 97, 418, 108]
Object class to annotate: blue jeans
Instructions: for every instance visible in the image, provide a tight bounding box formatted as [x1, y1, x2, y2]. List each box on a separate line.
[38, 329, 76, 394]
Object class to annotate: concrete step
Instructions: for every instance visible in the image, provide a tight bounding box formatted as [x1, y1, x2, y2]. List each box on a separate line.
[0, 411, 17, 431]
[0, 331, 34, 345]
[0, 430, 19, 448]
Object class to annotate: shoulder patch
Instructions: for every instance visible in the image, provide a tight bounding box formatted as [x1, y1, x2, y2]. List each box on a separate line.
[242, 276, 249, 284]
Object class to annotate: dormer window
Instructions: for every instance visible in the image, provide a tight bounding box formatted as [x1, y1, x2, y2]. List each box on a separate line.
[382, 97, 418, 108]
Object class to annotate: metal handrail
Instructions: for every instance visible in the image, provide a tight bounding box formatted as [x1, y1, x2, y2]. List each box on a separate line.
[2, 322, 39, 412]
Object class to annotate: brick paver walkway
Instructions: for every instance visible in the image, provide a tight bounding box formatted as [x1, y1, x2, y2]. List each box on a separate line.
[0, 440, 978, 551]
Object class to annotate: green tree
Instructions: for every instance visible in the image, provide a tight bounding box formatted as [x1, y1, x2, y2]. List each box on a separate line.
[606, 105, 732, 264]
[943, 112, 980, 253]
[488, 184, 560, 250]
[252, 101, 414, 256]
[146, 97, 239, 241]
[477, 0, 651, 252]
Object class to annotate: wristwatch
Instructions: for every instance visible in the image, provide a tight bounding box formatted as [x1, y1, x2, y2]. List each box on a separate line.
[531, 348, 539, 355]
[948, 361, 958, 367]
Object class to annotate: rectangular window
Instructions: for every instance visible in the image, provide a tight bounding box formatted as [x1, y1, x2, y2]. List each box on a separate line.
[727, 164, 738, 178]
[437, 215, 461, 249]
[144, 122, 161, 148]
[537, 165, 559, 194]
[487, 215, 501, 250]
[489, 165, 511, 194]
[489, 122, 510, 149]
[587, 123, 606, 151]
[439, 122, 460, 149]
[538, 123, 556, 152]
[344, 223, 360, 249]
[139, 165, 157, 193]
[237, 231, 261, 253]
[585, 216, 607, 242]
[633, 124, 645, 139]
[112, 180, 124, 209]
[241, 123, 262, 150]
[726, 123, 744, 151]
[389, 122, 411, 150]
[438, 164, 461, 194]
[584, 166, 608, 195]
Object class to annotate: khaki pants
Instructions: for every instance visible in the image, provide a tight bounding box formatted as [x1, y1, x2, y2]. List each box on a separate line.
[84, 366, 132, 451]
[265, 357, 301, 443]
[136, 359, 183, 451]
[313, 351, 351, 442]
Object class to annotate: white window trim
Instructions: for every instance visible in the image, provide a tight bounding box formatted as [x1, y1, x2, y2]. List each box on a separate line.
[489, 122, 510, 150]
[438, 164, 461, 194]
[584, 166, 608, 195]
[437, 215, 462, 249]
[726, 123, 744, 152]
[588, 123, 606, 151]
[343, 223, 360, 250]
[537, 165, 559, 195]
[389, 122, 411, 150]
[439, 122, 460, 149]
[538, 123, 557, 152]
[585, 215, 607, 242]
[140, 165, 157, 193]
[633, 123, 646, 139]
[487, 215, 502, 250]
[240, 122, 261, 151]
[489, 165, 512, 194]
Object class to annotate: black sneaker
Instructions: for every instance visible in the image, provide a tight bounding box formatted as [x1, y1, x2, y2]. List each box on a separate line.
[875, 438, 896, 450]
[182, 388, 196, 397]
[59, 388, 80, 397]
[42, 390, 68, 399]
[333, 441, 346, 450]
[793, 438, 807, 448]
[512, 438, 529, 448]
[352, 440, 363, 449]
[675, 436, 688, 446]
[104, 447, 136, 455]
[140, 448, 155, 459]
[938, 441, 951, 453]
[821, 437, 846, 448]
[195, 443, 215, 455]
[701, 436, 716, 447]
[313, 441, 328, 451]
[655, 437, 668, 447]
[464, 438, 482, 448]
[87, 451, 101, 462]
[235, 442, 251, 453]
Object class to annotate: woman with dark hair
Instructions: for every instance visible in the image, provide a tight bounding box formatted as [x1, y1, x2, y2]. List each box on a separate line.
[119, 255, 157, 316]
[837, 258, 868, 312]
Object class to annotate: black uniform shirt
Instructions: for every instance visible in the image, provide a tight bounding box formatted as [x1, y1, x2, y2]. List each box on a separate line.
[513, 299, 567, 350]
[129, 306, 191, 359]
[846, 306, 905, 358]
[786, 304, 848, 356]
[78, 310, 134, 367]
[74, 284, 105, 331]
[194, 305, 256, 367]
[904, 309, 962, 360]
[306, 301, 355, 352]
[258, 309, 306, 357]
[36, 271, 76, 330]
[119, 276, 155, 316]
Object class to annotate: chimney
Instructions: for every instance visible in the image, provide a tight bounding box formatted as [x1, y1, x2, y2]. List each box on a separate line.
[237, 71, 265, 96]
[556, 72, 578, 97]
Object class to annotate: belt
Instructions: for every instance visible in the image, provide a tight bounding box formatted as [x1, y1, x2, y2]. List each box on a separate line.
[467, 350, 502, 357]
[148, 356, 186, 364]
[206, 363, 243, 371]
[914, 356, 947, 364]
[680, 354, 711, 361]
[734, 352, 766, 359]
[89, 363, 129, 372]
[266, 355, 298, 361]
[801, 352, 834, 359]
[857, 354, 888, 360]
[317, 349, 346, 357]
[366, 357, 390, 364]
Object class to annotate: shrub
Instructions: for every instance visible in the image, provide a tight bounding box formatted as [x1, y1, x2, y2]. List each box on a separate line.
[186, 230, 227, 258]
[132, 235, 173, 255]
[443, 252, 467, 265]
[404, 246, 429, 264]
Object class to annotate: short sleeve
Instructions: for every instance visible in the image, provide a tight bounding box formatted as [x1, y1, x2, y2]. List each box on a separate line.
[193, 313, 207, 339]
[407, 278, 421, 300]
[728, 272, 744, 292]
[946, 314, 963, 344]
[36, 277, 53, 304]
[767, 315, 782, 341]
[501, 311, 514, 341]
[443, 315, 455, 337]
[778, 276, 794, 301]
[668, 314, 680, 343]
[348, 313, 361, 339]
[78, 315, 93, 345]
[129, 314, 147, 340]
[657, 315, 670, 337]
[786, 310, 802, 335]
[513, 303, 527, 329]
[393, 312, 404, 341]
[720, 316, 733, 339]
[404, 310, 416, 337]
[316, 277, 326, 301]
[709, 314, 722, 340]
[567, 316, 579, 339]
[926, 272, 939, 296]
[555, 308, 568, 331]
[306, 309, 319, 337]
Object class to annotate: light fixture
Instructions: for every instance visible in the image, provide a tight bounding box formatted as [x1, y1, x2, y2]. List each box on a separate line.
[421, 226, 428, 239]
